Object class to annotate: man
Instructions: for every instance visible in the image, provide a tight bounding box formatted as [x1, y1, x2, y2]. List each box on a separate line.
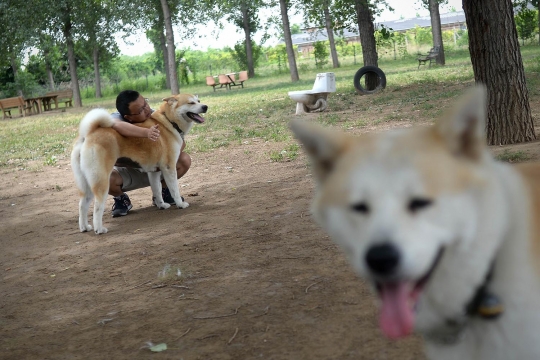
[109, 90, 191, 217]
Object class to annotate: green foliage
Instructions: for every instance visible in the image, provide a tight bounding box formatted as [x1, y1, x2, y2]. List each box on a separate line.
[313, 41, 329, 68]
[230, 41, 263, 71]
[515, 8, 538, 44]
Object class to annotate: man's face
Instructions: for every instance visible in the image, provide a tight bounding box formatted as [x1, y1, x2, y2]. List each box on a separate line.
[124, 95, 151, 123]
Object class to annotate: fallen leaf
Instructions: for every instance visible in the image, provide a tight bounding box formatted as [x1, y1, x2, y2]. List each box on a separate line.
[150, 343, 167, 352]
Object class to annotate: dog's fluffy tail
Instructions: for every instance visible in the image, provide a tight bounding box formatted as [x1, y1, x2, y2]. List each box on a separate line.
[78, 108, 114, 139]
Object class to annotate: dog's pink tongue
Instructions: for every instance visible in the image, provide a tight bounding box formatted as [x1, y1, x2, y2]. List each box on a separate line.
[379, 282, 414, 339]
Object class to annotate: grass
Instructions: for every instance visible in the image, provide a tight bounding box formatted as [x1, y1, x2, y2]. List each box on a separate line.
[496, 149, 531, 163]
[1, 45, 539, 170]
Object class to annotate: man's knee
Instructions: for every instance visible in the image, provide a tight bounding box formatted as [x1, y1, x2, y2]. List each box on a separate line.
[176, 152, 191, 178]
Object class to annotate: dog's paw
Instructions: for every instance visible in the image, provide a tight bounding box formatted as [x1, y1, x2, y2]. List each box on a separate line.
[157, 203, 171, 210]
[80, 225, 93, 232]
[95, 227, 108, 235]
[177, 201, 189, 209]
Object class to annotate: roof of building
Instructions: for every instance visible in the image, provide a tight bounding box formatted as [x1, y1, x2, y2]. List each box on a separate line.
[278, 10, 466, 46]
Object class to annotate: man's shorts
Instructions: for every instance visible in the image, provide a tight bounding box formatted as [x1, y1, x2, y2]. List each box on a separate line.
[114, 166, 163, 192]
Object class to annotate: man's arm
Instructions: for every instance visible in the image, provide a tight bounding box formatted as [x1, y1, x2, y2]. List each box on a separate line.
[112, 120, 160, 141]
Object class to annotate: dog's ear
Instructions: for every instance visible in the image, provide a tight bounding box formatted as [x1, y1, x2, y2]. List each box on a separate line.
[290, 119, 351, 183]
[434, 85, 487, 161]
[162, 97, 178, 106]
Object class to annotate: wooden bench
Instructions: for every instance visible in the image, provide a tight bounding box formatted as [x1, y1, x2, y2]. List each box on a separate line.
[44, 89, 73, 109]
[0, 96, 32, 119]
[417, 46, 440, 69]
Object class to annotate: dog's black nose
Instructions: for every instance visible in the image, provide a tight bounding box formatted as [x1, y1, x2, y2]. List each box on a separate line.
[365, 243, 400, 276]
[202, 105, 208, 112]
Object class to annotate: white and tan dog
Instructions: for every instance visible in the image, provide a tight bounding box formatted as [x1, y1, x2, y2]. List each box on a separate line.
[291, 86, 540, 359]
[71, 94, 207, 234]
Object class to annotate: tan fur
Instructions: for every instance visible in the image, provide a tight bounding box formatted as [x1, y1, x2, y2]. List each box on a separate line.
[71, 93, 207, 234]
[291, 86, 540, 360]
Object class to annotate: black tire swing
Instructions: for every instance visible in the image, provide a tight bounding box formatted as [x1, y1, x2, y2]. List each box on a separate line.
[353, 66, 386, 95]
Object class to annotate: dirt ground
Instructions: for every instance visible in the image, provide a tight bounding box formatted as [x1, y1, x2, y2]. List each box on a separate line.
[2, 105, 540, 359]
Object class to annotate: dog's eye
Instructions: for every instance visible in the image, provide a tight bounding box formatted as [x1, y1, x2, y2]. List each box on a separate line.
[350, 202, 369, 214]
[408, 198, 433, 213]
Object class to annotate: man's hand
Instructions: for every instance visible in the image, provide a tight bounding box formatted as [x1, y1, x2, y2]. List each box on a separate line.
[147, 125, 160, 141]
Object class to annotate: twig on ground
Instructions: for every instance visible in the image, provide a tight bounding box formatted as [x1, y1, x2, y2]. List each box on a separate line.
[253, 306, 269, 318]
[193, 306, 241, 320]
[197, 334, 219, 340]
[174, 327, 191, 341]
[171, 285, 190, 289]
[228, 328, 239, 345]
[126, 280, 152, 291]
[152, 284, 167, 289]
[305, 281, 323, 294]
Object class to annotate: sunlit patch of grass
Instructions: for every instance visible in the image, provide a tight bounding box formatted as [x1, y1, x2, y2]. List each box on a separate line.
[496, 149, 530, 163]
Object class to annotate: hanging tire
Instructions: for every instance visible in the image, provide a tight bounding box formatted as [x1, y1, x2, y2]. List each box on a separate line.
[353, 66, 386, 95]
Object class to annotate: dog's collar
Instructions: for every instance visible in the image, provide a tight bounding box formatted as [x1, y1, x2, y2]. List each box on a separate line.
[425, 262, 504, 345]
[163, 113, 185, 140]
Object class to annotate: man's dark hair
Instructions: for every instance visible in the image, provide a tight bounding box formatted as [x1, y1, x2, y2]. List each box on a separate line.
[116, 90, 140, 119]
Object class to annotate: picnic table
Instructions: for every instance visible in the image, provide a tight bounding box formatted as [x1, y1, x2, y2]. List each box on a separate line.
[24, 94, 59, 115]
[206, 71, 248, 91]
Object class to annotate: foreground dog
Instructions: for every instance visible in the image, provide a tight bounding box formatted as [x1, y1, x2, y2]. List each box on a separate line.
[71, 94, 207, 234]
[291, 86, 540, 359]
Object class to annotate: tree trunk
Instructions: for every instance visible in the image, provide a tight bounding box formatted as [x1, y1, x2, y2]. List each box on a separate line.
[463, 0, 535, 145]
[93, 45, 102, 98]
[160, 31, 171, 89]
[160, 0, 179, 94]
[323, 1, 340, 68]
[62, 10, 82, 107]
[279, 0, 299, 82]
[354, 0, 378, 90]
[46, 65, 55, 91]
[429, 0, 445, 65]
[241, 3, 255, 78]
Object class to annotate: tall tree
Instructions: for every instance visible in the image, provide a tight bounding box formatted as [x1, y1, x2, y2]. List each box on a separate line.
[354, 0, 378, 89]
[279, 0, 300, 81]
[463, 0, 535, 145]
[59, 1, 83, 107]
[221, 0, 269, 77]
[161, 0, 179, 94]
[299, 0, 340, 68]
[418, 0, 446, 65]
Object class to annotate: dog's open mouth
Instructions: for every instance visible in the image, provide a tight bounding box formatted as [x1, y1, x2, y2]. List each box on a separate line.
[187, 112, 205, 123]
[375, 247, 445, 339]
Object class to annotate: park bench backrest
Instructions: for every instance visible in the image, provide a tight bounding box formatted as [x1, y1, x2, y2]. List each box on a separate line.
[0, 96, 24, 109]
[45, 89, 73, 99]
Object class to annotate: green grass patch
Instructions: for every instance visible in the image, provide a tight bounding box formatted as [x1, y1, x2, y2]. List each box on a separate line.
[496, 149, 531, 163]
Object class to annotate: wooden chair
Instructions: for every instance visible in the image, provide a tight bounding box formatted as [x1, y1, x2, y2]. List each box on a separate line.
[417, 46, 440, 69]
[237, 71, 248, 88]
[218, 74, 231, 90]
[206, 76, 218, 91]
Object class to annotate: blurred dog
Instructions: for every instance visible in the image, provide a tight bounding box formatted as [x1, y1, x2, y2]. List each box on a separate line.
[71, 94, 207, 234]
[291, 86, 540, 360]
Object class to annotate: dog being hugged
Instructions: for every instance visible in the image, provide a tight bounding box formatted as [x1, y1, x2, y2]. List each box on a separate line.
[291, 86, 540, 360]
[71, 94, 207, 234]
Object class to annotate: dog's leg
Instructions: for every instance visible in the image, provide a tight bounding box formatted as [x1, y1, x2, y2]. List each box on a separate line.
[162, 169, 189, 209]
[92, 188, 108, 234]
[79, 193, 93, 232]
[148, 171, 170, 209]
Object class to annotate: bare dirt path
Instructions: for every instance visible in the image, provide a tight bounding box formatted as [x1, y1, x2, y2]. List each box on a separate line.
[2, 111, 540, 359]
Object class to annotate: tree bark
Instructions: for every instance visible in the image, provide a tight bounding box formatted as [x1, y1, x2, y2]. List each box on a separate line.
[241, 2, 255, 78]
[429, 0, 445, 65]
[323, 1, 339, 68]
[160, 30, 171, 89]
[463, 0, 535, 145]
[160, 0, 179, 94]
[62, 8, 82, 107]
[354, 0, 378, 90]
[93, 45, 102, 98]
[279, 0, 299, 81]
